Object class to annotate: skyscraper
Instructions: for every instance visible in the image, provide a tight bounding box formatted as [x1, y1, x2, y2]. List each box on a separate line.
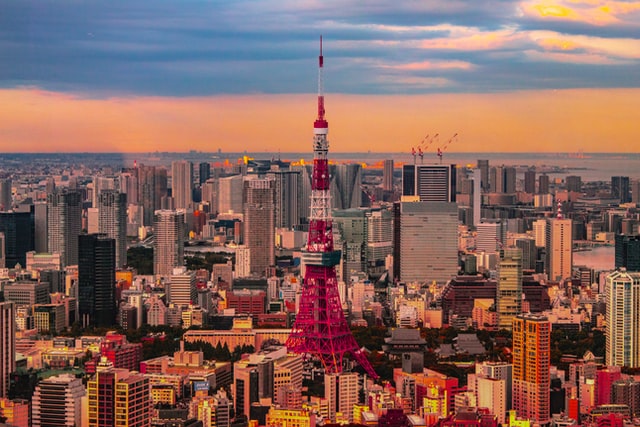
[612, 176, 631, 203]
[138, 165, 168, 226]
[393, 201, 458, 283]
[33, 201, 48, 253]
[477, 160, 490, 192]
[332, 163, 362, 209]
[476, 221, 506, 253]
[0, 178, 11, 212]
[217, 175, 244, 214]
[79, 234, 116, 328]
[199, 162, 211, 185]
[615, 234, 640, 271]
[0, 302, 15, 398]
[383, 159, 394, 192]
[267, 170, 301, 229]
[333, 209, 367, 282]
[546, 217, 573, 281]
[172, 160, 194, 211]
[566, 175, 582, 193]
[606, 270, 640, 368]
[32, 374, 86, 427]
[243, 177, 275, 277]
[538, 174, 550, 194]
[524, 170, 536, 194]
[47, 189, 82, 267]
[497, 248, 522, 330]
[402, 164, 456, 202]
[98, 190, 127, 268]
[325, 373, 359, 423]
[154, 210, 185, 278]
[0, 210, 34, 268]
[512, 314, 550, 426]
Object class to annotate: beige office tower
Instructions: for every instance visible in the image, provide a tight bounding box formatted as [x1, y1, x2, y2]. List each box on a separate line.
[98, 190, 127, 268]
[171, 160, 194, 211]
[546, 217, 573, 281]
[325, 373, 359, 423]
[154, 210, 185, 278]
[243, 178, 275, 277]
[497, 248, 523, 330]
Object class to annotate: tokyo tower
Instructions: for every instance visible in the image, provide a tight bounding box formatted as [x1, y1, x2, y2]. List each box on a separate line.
[285, 37, 378, 379]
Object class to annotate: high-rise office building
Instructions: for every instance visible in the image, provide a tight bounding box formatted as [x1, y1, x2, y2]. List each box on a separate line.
[34, 201, 48, 253]
[217, 175, 244, 215]
[325, 373, 359, 423]
[512, 314, 550, 426]
[47, 189, 82, 267]
[477, 160, 490, 192]
[199, 162, 211, 185]
[615, 234, 640, 271]
[476, 221, 506, 253]
[290, 164, 312, 225]
[98, 190, 127, 268]
[0, 233, 4, 268]
[267, 170, 301, 229]
[606, 270, 640, 368]
[332, 164, 362, 209]
[0, 210, 34, 268]
[168, 267, 196, 307]
[201, 178, 218, 215]
[138, 165, 168, 226]
[243, 178, 275, 277]
[383, 159, 394, 192]
[79, 234, 116, 328]
[154, 210, 185, 278]
[366, 208, 393, 279]
[87, 365, 151, 427]
[172, 160, 194, 211]
[524, 170, 536, 194]
[0, 302, 15, 398]
[393, 201, 458, 283]
[533, 219, 547, 248]
[546, 218, 573, 281]
[0, 178, 11, 212]
[497, 248, 523, 330]
[612, 176, 631, 203]
[32, 373, 86, 427]
[566, 175, 582, 193]
[538, 174, 550, 194]
[490, 166, 516, 194]
[402, 164, 456, 202]
[632, 180, 640, 204]
[118, 172, 138, 205]
[515, 237, 537, 271]
[333, 209, 367, 282]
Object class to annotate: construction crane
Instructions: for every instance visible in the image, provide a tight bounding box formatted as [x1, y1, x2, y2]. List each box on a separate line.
[361, 185, 376, 206]
[437, 133, 458, 164]
[411, 133, 429, 165]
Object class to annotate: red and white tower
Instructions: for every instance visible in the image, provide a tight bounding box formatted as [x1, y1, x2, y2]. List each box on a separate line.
[285, 37, 378, 379]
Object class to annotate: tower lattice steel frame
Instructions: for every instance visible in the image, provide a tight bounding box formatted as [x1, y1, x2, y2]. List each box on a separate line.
[285, 37, 378, 379]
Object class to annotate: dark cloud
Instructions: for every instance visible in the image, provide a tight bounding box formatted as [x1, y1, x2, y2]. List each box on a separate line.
[0, 0, 638, 96]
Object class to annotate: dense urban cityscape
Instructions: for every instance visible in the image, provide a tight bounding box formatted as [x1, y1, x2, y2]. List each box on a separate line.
[1, 43, 640, 427]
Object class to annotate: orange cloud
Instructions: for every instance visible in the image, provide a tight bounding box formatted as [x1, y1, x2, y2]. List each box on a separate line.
[521, 0, 640, 25]
[381, 60, 474, 71]
[0, 88, 639, 154]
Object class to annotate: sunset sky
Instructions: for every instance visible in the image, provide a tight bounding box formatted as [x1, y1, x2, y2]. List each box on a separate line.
[1, 0, 639, 153]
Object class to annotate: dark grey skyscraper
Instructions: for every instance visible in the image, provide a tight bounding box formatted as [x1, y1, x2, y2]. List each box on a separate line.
[332, 164, 362, 209]
[524, 170, 536, 194]
[566, 175, 582, 193]
[243, 178, 275, 276]
[47, 189, 82, 267]
[79, 234, 116, 327]
[0, 210, 34, 268]
[98, 190, 127, 268]
[612, 176, 631, 203]
[402, 164, 456, 202]
[477, 159, 490, 192]
[0, 301, 15, 398]
[0, 178, 11, 212]
[615, 234, 640, 272]
[539, 174, 550, 195]
[267, 170, 301, 229]
[138, 165, 168, 226]
[199, 162, 211, 185]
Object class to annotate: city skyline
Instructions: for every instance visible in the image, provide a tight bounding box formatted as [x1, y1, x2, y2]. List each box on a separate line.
[1, 0, 639, 153]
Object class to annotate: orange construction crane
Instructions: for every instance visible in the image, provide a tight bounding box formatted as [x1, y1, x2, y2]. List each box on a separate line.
[437, 133, 458, 164]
